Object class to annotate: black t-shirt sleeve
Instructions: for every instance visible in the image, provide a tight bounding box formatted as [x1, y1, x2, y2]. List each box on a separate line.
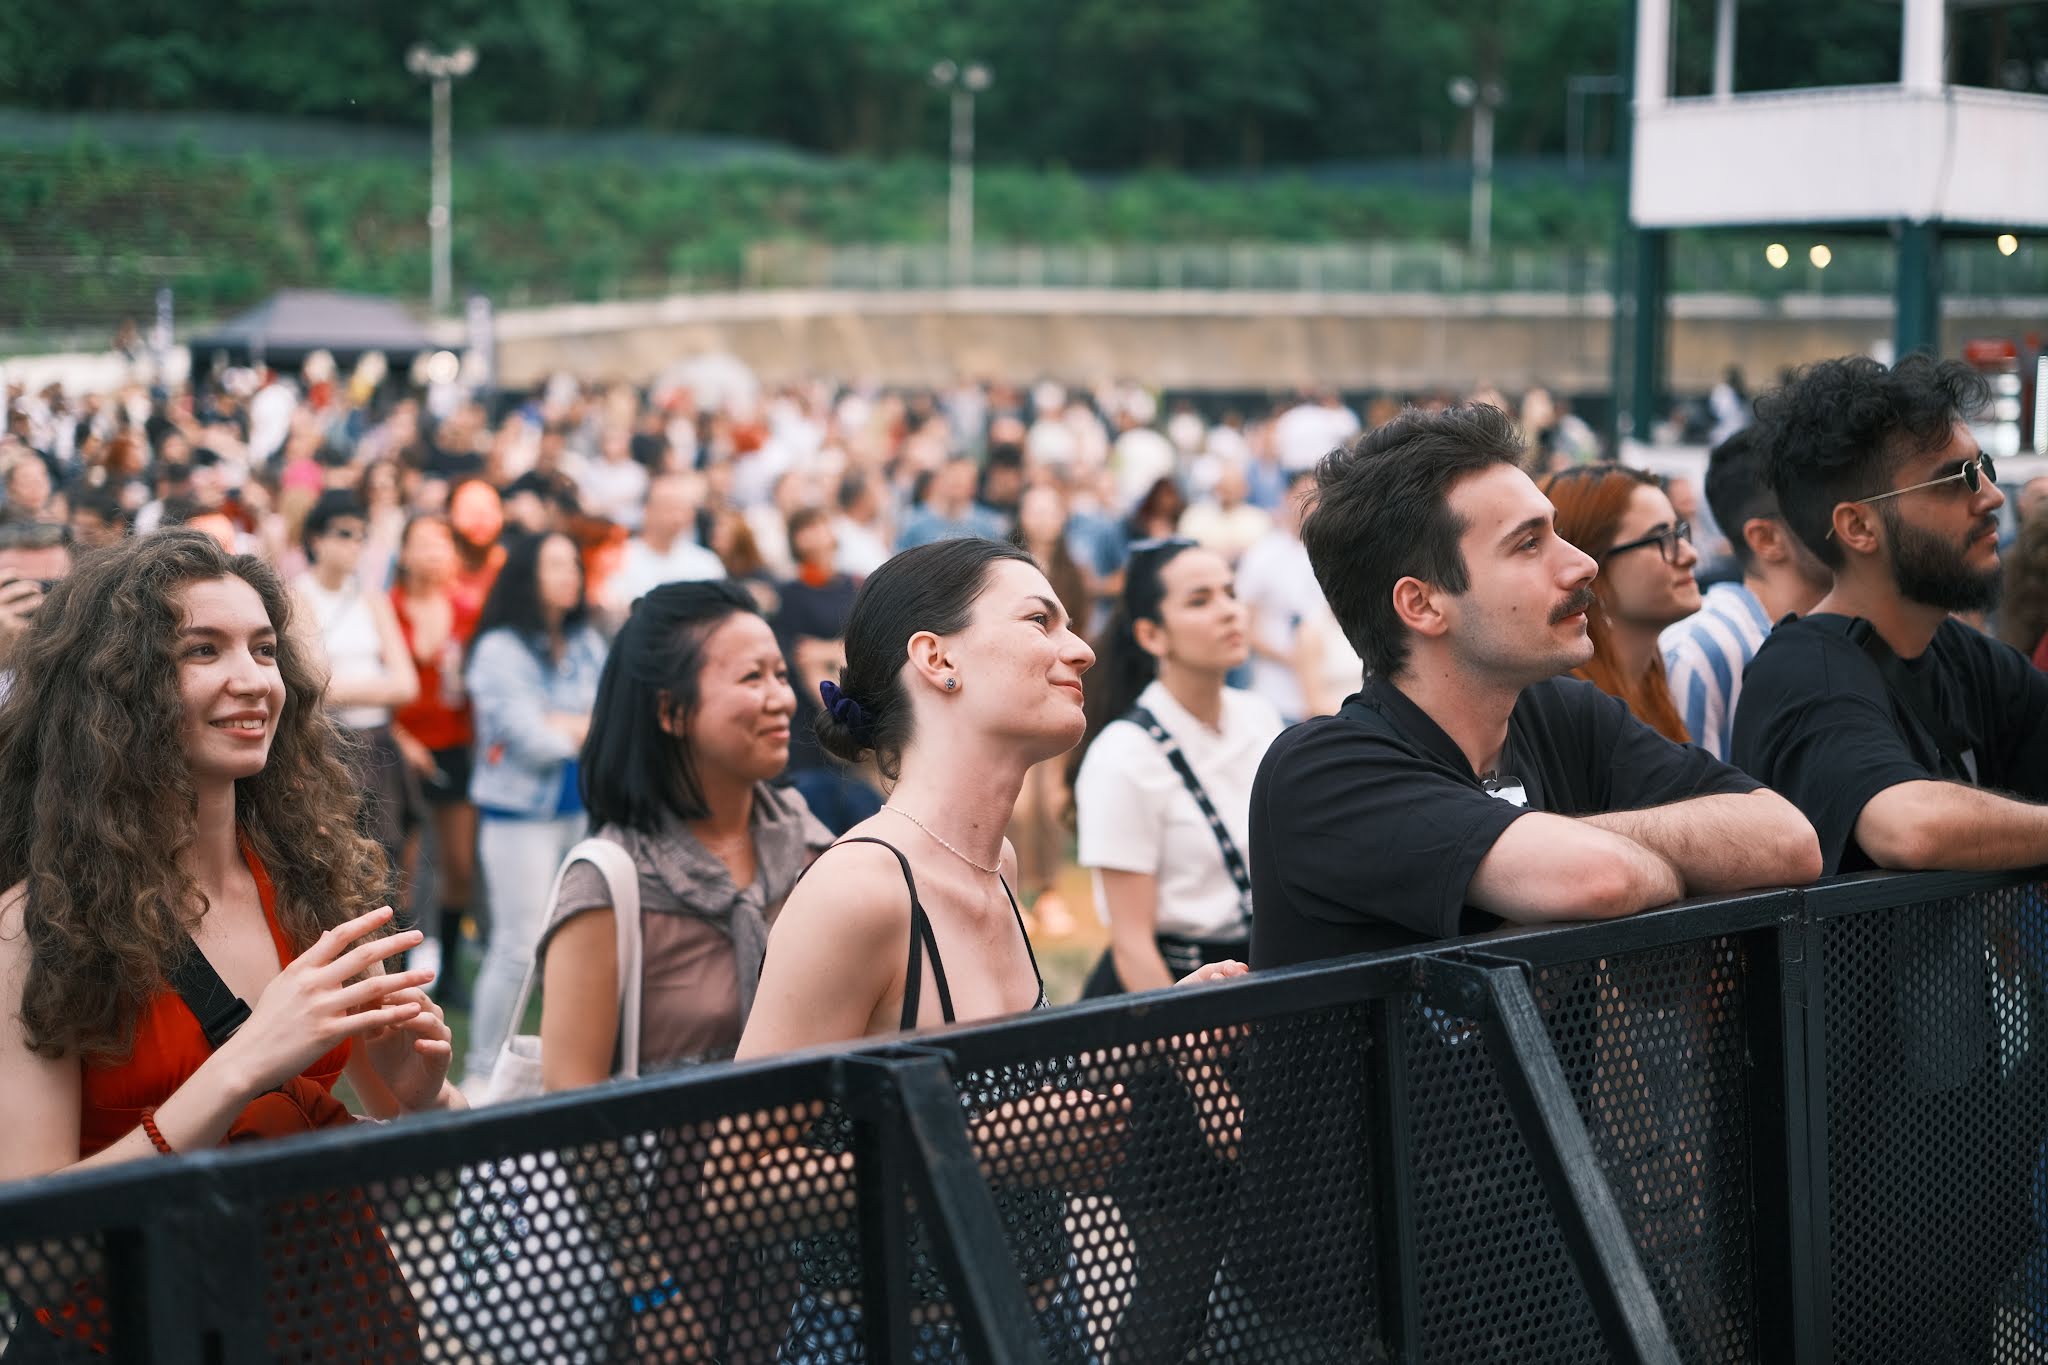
[1733, 632, 1932, 875]
[1257, 721, 1528, 941]
[1576, 683, 1762, 809]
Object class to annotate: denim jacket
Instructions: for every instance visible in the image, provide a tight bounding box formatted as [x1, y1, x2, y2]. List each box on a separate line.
[466, 625, 608, 819]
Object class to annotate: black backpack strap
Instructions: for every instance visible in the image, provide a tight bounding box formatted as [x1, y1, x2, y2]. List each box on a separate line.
[1848, 619, 1979, 784]
[168, 937, 252, 1052]
[1123, 705, 1255, 930]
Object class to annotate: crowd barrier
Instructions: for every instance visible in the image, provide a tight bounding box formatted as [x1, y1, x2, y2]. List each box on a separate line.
[3, 866, 2046, 1363]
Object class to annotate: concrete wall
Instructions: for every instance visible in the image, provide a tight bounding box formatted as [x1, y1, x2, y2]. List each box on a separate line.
[482, 288, 2048, 394]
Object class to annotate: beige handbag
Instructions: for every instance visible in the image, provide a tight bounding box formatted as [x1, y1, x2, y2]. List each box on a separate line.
[473, 836, 643, 1104]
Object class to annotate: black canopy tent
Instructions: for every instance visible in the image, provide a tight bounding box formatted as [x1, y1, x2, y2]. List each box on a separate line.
[187, 290, 436, 369]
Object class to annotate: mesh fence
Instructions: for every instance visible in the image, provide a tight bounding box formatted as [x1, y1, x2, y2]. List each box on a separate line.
[7, 875, 2048, 1363]
[1820, 882, 2048, 1365]
[1402, 935, 1760, 1365]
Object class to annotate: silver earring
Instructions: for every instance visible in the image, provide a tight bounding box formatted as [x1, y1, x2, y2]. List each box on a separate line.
[945, 677, 957, 691]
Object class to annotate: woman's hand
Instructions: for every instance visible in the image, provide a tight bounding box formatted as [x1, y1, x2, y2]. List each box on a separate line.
[359, 985, 455, 1111]
[393, 728, 439, 780]
[224, 907, 433, 1100]
[1177, 960, 1249, 986]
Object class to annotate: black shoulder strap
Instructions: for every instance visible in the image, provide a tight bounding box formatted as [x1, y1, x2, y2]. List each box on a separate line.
[1848, 619, 1979, 784]
[1123, 705, 1255, 927]
[169, 936, 253, 1052]
[835, 837, 956, 1030]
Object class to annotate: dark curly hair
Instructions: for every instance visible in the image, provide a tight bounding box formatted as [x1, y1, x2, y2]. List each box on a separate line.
[1303, 403, 1528, 679]
[1752, 353, 1991, 570]
[0, 530, 388, 1061]
[816, 537, 1035, 781]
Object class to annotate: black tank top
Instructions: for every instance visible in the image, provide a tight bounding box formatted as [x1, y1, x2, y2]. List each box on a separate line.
[831, 836, 1049, 1030]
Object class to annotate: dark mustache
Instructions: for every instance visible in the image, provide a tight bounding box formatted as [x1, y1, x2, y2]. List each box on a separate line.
[1550, 586, 1598, 624]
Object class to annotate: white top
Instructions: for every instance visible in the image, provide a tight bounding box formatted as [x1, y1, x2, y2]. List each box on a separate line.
[1074, 679, 1284, 942]
[607, 535, 729, 614]
[1273, 401, 1361, 473]
[1235, 530, 1328, 722]
[298, 578, 390, 731]
[573, 456, 652, 530]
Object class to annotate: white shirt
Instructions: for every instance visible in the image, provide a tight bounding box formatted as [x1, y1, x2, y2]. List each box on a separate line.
[573, 456, 651, 530]
[1273, 401, 1361, 473]
[1235, 530, 1327, 721]
[607, 535, 728, 613]
[1074, 679, 1284, 942]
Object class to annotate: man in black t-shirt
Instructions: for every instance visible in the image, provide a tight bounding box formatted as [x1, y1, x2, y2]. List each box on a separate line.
[1249, 404, 1820, 969]
[1732, 353, 2048, 872]
[1732, 355, 2048, 1365]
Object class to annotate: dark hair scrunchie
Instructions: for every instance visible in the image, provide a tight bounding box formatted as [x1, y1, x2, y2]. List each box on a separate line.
[819, 679, 874, 748]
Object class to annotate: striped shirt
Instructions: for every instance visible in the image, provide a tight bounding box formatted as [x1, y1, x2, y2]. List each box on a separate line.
[1660, 582, 1775, 761]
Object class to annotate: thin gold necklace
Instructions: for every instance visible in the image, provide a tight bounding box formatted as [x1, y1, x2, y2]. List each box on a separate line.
[883, 805, 1001, 875]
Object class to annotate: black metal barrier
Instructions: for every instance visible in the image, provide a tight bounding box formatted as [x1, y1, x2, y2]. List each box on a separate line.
[3, 868, 2046, 1363]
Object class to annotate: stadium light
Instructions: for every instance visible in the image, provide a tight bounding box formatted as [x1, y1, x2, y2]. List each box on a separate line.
[1765, 243, 1790, 269]
[1999, 234, 2021, 257]
[1809, 244, 1832, 269]
[407, 43, 479, 316]
[1449, 77, 1507, 258]
[932, 60, 993, 288]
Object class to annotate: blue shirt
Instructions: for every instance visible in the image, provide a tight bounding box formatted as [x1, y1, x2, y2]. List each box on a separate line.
[1660, 582, 1774, 762]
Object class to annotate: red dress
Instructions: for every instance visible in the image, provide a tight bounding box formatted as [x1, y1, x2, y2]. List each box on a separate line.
[44, 844, 421, 1361]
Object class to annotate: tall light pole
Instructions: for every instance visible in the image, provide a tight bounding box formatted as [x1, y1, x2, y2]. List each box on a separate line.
[1448, 76, 1506, 259]
[407, 43, 478, 316]
[931, 60, 992, 287]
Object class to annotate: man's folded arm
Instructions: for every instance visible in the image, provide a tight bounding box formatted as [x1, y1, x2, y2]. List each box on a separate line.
[1856, 780, 2048, 872]
[1579, 790, 1822, 895]
[1467, 812, 1686, 924]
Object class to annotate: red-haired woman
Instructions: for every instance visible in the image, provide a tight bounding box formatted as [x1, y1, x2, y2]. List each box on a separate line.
[1539, 464, 1703, 742]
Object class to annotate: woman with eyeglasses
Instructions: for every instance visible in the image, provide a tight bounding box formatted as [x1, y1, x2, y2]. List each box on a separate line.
[1538, 465, 1701, 742]
[291, 489, 421, 877]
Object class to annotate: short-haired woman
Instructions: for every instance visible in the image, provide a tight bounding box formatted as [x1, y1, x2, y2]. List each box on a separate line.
[539, 581, 832, 1088]
[0, 530, 457, 1357]
[461, 530, 608, 1088]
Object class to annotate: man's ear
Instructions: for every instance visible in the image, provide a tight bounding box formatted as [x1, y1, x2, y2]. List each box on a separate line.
[1829, 500, 1882, 558]
[1390, 576, 1449, 642]
[1742, 516, 1787, 566]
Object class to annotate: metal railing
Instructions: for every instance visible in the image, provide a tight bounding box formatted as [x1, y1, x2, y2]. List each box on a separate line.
[736, 240, 2048, 301]
[2, 867, 2045, 1362]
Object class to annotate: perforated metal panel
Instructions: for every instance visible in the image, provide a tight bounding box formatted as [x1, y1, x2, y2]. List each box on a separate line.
[1820, 885, 2048, 1365]
[0, 1233, 111, 1359]
[1405, 935, 1759, 1365]
[951, 1004, 1380, 1363]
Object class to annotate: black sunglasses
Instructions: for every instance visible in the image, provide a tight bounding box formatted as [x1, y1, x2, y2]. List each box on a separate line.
[1830, 453, 1998, 540]
[1601, 520, 1692, 567]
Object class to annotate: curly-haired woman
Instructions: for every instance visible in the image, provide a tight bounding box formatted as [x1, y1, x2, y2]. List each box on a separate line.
[0, 530, 459, 1355]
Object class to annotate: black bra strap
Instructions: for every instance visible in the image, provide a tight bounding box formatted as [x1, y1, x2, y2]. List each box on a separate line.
[169, 936, 252, 1052]
[836, 837, 956, 1030]
[996, 875, 1045, 1003]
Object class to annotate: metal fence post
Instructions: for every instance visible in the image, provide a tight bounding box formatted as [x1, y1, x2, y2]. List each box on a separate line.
[1419, 953, 1683, 1365]
[839, 1051, 1052, 1365]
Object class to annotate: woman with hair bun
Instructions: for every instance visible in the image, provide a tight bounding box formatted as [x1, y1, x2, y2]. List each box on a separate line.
[736, 536, 1245, 1363]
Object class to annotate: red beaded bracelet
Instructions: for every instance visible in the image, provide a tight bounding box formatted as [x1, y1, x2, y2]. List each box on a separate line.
[139, 1107, 175, 1156]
